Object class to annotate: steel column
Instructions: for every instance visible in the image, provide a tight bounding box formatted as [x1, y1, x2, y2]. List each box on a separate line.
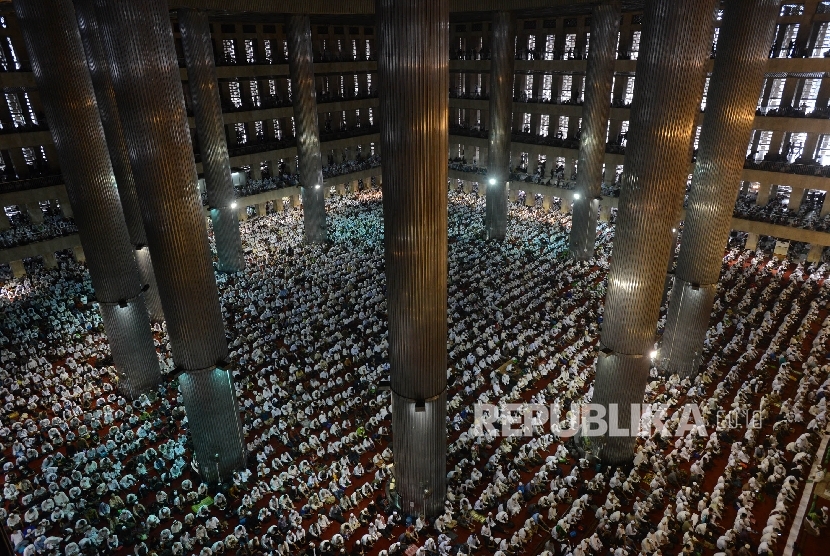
[287, 14, 327, 243]
[485, 11, 515, 240]
[570, 1, 621, 260]
[179, 8, 245, 272]
[74, 0, 164, 322]
[14, 0, 160, 398]
[591, 0, 717, 464]
[377, 0, 449, 516]
[661, 0, 781, 378]
[95, 0, 245, 482]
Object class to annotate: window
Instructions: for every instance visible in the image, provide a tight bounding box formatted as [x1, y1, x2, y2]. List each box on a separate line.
[368, 107, 374, 126]
[787, 132, 806, 162]
[339, 75, 344, 97]
[540, 114, 550, 137]
[527, 34, 536, 55]
[624, 76, 635, 105]
[23, 93, 37, 125]
[287, 79, 292, 101]
[756, 130, 773, 161]
[557, 115, 568, 138]
[584, 33, 590, 57]
[352, 39, 358, 60]
[268, 79, 277, 99]
[5, 93, 25, 127]
[370, 142, 375, 156]
[5, 37, 19, 70]
[228, 80, 242, 108]
[0, 47, 7, 72]
[544, 35, 555, 60]
[766, 78, 785, 110]
[355, 109, 361, 128]
[283, 40, 288, 59]
[254, 120, 264, 141]
[367, 73, 372, 93]
[248, 81, 259, 107]
[21, 147, 35, 165]
[264, 40, 273, 63]
[700, 76, 710, 111]
[524, 75, 533, 100]
[812, 22, 830, 57]
[776, 24, 800, 58]
[291, 117, 296, 137]
[273, 119, 282, 140]
[354, 74, 359, 97]
[365, 39, 371, 59]
[234, 122, 247, 144]
[522, 113, 531, 133]
[693, 126, 701, 150]
[564, 34, 576, 59]
[620, 121, 629, 147]
[711, 27, 720, 57]
[542, 74, 552, 101]
[630, 31, 641, 60]
[222, 39, 237, 64]
[799, 78, 821, 112]
[780, 3, 805, 16]
[816, 134, 830, 165]
[561, 75, 572, 102]
[244, 39, 256, 63]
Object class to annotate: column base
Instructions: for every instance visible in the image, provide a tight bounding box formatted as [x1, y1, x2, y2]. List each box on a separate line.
[569, 197, 599, 261]
[210, 207, 245, 273]
[135, 246, 165, 322]
[179, 367, 247, 484]
[660, 279, 717, 378]
[99, 297, 161, 398]
[588, 349, 651, 465]
[391, 390, 447, 517]
[301, 186, 327, 244]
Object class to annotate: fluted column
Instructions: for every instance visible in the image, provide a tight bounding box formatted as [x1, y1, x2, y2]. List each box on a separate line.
[485, 11, 515, 240]
[590, 0, 716, 464]
[661, 0, 781, 378]
[179, 9, 245, 272]
[570, 1, 621, 260]
[95, 0, 245, 482]
[377, 0, 448, 516]
[74, 0, 164, 323]
[287, 14, 327, 243]
[14, 0, 160, 398]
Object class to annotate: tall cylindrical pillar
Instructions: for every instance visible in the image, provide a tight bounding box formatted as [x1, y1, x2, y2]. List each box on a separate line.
[591, 0, 717, 464]
[661, 0, 781, 378]
[287, 14, 327, 243]
[74, 0, 164, 322]
[570, 2, 621, 260]
[485, 11, 515, 240]
[95, 0, 245, 482]
[14, 0, 160, 398]
[377, 0, 448, 516]
[178, 9, 245, 272]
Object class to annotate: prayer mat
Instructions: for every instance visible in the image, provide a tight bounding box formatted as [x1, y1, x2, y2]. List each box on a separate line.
[192, 496, 214, 514]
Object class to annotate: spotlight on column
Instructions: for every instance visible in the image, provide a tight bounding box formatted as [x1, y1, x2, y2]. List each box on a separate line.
[315, 184, 321, 189]
[489, 178, 496, 185]
[230, 201, 238, 209]
[649, 350, 658, 359]
[573, 193, 580, 200]
[672, 228, 677, 233]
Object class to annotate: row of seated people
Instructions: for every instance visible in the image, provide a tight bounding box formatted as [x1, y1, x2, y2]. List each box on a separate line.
[0, 206, 76, 250]
[0, 187, 828, 556]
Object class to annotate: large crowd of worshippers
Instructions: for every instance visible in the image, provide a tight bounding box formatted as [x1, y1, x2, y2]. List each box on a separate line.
[0, 208, 77, 249]
[1, 184, 830, 556]
[733, 190, 830, 232]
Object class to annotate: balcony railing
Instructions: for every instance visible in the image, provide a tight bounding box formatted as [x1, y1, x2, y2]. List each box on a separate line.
[0, 173, 64, 193]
